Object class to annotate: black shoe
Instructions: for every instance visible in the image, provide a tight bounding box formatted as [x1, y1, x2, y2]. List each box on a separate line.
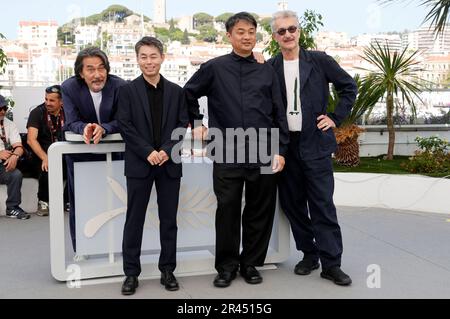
[240, 265, 263, 284]
[160, 270, 179, 291]
[294, 258, 320, 275]
[213, 271, 237, 288]
[121, 276, 139, 295]
[320, 266, 352, 286]
[6, 207, 30, 220]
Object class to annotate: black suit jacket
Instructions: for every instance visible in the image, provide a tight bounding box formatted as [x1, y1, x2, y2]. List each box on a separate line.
[116, 75, 189, 178]
[269, 48, 357, 160]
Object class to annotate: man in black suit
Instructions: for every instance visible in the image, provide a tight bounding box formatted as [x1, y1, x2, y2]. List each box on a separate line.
[269, 10, 357, 286]
[116, 37, 189, 295]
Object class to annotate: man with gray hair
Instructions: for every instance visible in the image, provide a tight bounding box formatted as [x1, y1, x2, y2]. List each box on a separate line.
[62, 47, 126, 256]
[269, 10, 357, 286]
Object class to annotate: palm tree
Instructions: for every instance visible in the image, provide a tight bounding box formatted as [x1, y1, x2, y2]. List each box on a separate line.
[381, 0, 450, 35]
[360, 42, 426, 160]
[329, 74, 383, 166]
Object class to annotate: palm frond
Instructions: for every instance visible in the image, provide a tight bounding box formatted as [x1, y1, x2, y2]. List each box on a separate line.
[378, 0, 450, 35]
[359, 41, 428, 123]
[421, 0, 450, 35]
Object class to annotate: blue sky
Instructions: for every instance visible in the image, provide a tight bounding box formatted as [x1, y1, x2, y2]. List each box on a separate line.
[2, 0, 427, 39]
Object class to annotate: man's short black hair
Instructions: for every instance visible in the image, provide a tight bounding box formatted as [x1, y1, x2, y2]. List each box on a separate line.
[45, 85, 62, 98]
[225, 12, 258, 33]
[74, 47, 110, 79]
[135, 36, 164, 56]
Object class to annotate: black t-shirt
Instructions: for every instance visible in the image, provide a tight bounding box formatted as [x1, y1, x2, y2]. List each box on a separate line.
[26, 103, 64, 153]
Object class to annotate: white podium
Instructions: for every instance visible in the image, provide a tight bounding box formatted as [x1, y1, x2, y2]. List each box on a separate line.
[48, 133, 290, 281]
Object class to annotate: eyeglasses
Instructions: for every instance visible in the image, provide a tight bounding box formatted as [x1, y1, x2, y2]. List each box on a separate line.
[276, 25, 298, 36]
[45, 86, 61, 95]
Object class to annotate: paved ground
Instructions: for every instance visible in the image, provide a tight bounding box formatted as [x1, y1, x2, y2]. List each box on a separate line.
[1, 206, 449, 299]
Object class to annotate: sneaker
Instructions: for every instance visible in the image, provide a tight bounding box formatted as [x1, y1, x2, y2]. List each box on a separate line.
[73, 254, 90, 262]
[37, 200, 49, 216]
[6, 207, 30, 220]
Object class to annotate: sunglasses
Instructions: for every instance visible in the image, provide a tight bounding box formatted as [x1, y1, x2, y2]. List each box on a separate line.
[45, 86, 61, 94]
[0, 106, 8, 112]
[276, 25, 298, 36]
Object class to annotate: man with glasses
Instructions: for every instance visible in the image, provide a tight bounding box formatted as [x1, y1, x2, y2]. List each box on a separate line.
[62, 47, 126, 257]
[26, 85, 67, 216]
[269, 10, 357, 286]
[0, 95, 30, 220]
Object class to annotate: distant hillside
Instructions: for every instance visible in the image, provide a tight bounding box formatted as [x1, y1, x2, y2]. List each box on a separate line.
[58, 4, 151, 44]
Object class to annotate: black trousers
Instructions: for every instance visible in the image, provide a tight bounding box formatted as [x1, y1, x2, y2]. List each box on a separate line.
[122, 167, 180, 277]
[278, 132, 343, 269]
[212, 164, 278, 273]
[30, 157, 68, 203]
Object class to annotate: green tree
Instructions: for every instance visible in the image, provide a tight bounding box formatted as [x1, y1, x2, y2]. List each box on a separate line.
[193, 12, 214, 29]
[182, 29, 191, 45]
[360, 42, 427, 160]
[381, 0, 450, 35]
[215, 13, 234, 24]
[196, 25, 218, 42]
[154, 27, 170, 44]
[263, 10, 323, 57]
[170, 29, 185, 42]
[0, 33, 7, 74]
[169, 18, 176, 32]
[259, 17, 272, 28]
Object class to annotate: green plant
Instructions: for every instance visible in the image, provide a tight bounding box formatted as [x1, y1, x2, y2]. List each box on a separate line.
[402, 135, 450, 174]
[328, 74, 383, 127]
[415, 135, 449, 153]
[360, 41, 427, 160]
[381, 0, 450, 35]
[0, 33, 7, 74]
[262, 10, 323, 57]
[328, 74, 383, 167]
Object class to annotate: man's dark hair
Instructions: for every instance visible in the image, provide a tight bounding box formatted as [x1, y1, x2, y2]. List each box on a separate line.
[74, 47, 110, 79]
[225, 12, 258, 33]
[135, 36, 164, 56]
[45, 85, 62, 98]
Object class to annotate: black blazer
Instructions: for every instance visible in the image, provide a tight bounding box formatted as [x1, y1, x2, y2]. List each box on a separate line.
[269, 48, 357, 160]
[116, 75, 189, 178]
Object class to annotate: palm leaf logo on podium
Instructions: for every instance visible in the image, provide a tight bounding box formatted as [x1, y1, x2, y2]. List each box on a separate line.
[84, 177, 217, 238]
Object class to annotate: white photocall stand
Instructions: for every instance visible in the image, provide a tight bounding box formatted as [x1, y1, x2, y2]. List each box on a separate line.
[48, 132, 290, 282]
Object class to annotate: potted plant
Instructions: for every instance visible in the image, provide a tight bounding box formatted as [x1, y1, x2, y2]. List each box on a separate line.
[328, 74, 382, 166]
